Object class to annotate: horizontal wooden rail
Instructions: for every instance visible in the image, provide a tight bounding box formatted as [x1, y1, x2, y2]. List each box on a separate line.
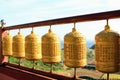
[3, 9, 120, 30]
[5, 63, 81, 80]
[0, 66, 56, 80]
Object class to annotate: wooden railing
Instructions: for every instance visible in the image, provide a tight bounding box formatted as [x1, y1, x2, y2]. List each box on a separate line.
[0, 9, 120, 80]
[3, 10, 120, 30]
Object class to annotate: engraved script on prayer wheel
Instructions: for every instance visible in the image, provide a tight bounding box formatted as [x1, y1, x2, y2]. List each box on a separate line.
[25, 31, 42, 60]
[64, 27, 87, 68]
[12, 32, 25, 58]
[42, 29, 61, 63]
[2, 32, 12, 56]
[95, 25, 119, 73]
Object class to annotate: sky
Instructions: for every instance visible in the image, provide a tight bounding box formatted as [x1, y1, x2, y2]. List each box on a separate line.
[0, 0, 120, 40]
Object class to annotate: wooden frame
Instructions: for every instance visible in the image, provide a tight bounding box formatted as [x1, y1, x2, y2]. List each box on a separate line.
[3, 9, 120, 30]
[0, 9, 120, 80]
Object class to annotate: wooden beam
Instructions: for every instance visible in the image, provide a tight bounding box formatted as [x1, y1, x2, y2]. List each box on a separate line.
[6, 63, 81, 80]
[3, 10, 120, 30]
[0, 28, 8, 64]
[0, 66, 56, 80]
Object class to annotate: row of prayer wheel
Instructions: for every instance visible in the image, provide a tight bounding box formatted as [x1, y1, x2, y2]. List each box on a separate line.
[2, 22, 120, 73]
[2, 28, 61, 63]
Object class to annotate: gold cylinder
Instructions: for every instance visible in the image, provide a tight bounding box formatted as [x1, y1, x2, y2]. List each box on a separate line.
[64, 27, 87, 68]
[95, 25, 119, 73]
[42, 29, 61, 63]
[12, 32, 25, 58]
[25, 31, 42, 60]
[2, 32, 12, 56]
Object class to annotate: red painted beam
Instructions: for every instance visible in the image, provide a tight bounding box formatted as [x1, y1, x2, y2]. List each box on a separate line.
[0, 28, 8, 64]
[3, 10, 120, 30]
[6, 63, 81, 80]
[0, 72, 16, 80]
[0, 65, 56, 80]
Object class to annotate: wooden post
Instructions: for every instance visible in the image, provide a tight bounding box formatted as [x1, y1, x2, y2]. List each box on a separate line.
[0, 27, 8, 65]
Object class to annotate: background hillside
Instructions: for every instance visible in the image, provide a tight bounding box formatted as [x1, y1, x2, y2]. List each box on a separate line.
[61, 40, 94, 49]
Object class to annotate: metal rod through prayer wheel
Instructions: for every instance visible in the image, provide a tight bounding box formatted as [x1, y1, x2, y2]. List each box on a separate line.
[18, 58, 21, 66]
[107, 73, 109, 80]
[73, 68, 77, 79]
[32, 60, 35, 69]
[50, 63, 53, 73]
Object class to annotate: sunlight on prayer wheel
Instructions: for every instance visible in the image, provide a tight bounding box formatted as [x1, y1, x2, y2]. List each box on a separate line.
[64, 27, 87, 68]
[42, 28, 61, 63]
[2, 32, 12, 56]
[95, 23, 119, 73]
[12, 31, 25, 58]
[25, 30, 42, 60]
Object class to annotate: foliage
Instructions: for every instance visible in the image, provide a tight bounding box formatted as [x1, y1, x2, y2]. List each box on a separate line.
[66, 67, 72, 70]
[9, 49, 95, 72]
[87, 49, 94, 59]
[9, 57, 64, 72]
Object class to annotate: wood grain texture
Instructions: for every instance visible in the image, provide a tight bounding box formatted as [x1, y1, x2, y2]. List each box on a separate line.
[3, 10, 120, 30]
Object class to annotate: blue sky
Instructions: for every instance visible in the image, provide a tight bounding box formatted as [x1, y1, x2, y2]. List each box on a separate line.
[0, 0, 120, 40]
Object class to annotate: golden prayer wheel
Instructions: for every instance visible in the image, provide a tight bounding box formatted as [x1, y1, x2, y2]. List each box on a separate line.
[42, 28, 61, 63]
[95, 24, 119, 73]
[64, 27, 87, 68]
[12, 32, 25, 58]
[25, 31, 42, 60]
[2, 32, 12, 56]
